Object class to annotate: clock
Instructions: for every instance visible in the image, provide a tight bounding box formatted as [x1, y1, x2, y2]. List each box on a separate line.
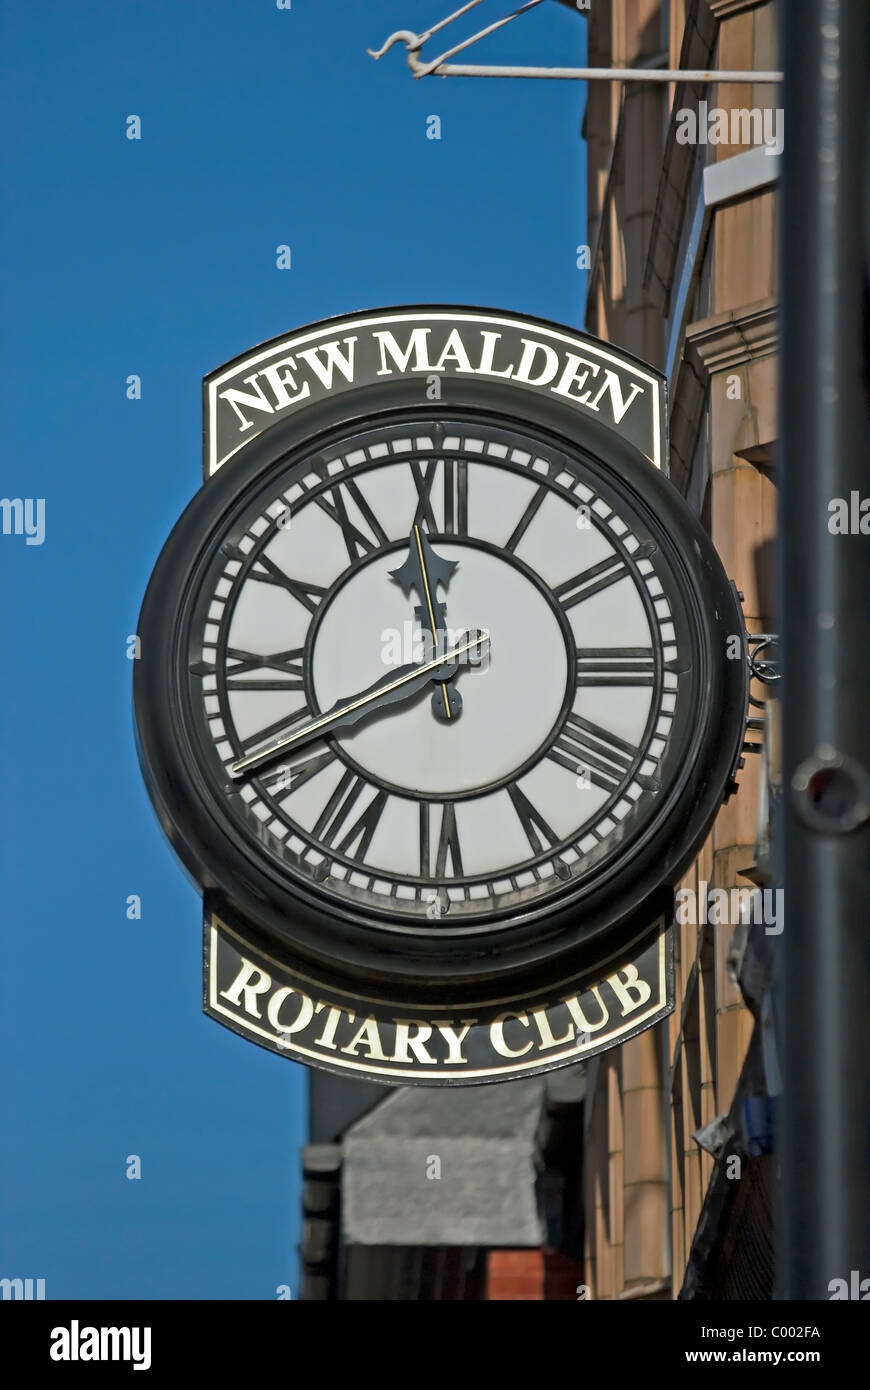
[134, 306, 747, 1019]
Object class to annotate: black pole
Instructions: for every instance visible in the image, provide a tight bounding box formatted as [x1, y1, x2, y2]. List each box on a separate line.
[777, 0, 870, 1298]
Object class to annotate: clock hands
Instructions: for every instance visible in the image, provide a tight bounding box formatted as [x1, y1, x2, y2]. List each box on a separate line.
[390, 525, 462, 721]
[231, 523, 484, 781]
[229, 630, 490, 779]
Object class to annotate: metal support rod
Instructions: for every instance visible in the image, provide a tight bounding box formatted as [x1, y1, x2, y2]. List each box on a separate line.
[776, 0, 870, 1299]
[369, 28, 782, 82]
[414, 0, 546, 75]
[415, 0, 489, 45]
[408, 63, 783, 82]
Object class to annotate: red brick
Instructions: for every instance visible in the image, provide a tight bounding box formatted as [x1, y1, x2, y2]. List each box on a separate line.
[487, 1250, 545, 1300]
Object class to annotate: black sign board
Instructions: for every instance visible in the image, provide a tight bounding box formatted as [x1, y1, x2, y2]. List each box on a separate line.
[205, 895, 673, 1084]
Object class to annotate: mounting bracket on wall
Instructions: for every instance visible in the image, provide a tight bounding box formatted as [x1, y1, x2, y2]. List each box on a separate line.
[747, 633, 781, 690]
[741, 632, 780, 759]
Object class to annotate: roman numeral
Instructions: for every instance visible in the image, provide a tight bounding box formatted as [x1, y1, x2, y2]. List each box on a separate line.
[554, 556, 631, 608]
[442, 459, 468, 536]
[507, 783, 560, 855]
[575, 647, 655, 686]
[421, 801, 463, 879]
[547, 714, 638, 792]
[225, 646, 306, 692]
[315, 476, 388, 562]
[409, 459, 468, 536]
[410, 460, 439, 531]
[554, 540, 655, 609]
[436, 802, 463, 878]
[313, 770, 387, 860]
[248, 553, 326, 614]
[505, 484, 547, 552]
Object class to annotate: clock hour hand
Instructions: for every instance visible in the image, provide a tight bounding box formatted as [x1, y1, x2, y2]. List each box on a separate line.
[390, 524, 462, 722]
[229, 630, 490, 779]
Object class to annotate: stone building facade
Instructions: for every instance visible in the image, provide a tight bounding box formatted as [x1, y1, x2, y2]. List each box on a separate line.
[581, 0, 780, 1299]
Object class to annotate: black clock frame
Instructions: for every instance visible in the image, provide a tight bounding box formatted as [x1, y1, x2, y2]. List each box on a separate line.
[134, 365, 748, 998]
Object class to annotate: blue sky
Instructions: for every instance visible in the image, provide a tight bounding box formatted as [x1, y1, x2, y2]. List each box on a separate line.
[0, 0, 586, 1299]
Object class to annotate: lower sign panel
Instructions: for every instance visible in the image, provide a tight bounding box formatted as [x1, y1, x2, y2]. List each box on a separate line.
[203, 899, 674, 1086]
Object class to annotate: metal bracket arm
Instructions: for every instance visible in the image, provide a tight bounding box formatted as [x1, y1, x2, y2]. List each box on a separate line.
[368, 3, 783, 83]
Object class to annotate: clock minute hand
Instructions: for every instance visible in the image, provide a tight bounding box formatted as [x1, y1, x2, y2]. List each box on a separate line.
[229, 631, 490, 779]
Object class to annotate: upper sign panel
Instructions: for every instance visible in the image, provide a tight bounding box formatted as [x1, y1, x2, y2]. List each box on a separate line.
[203, 306, 666, 479]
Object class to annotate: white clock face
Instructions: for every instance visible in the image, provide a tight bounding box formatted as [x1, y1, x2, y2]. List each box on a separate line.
[188, 420, 685, 925]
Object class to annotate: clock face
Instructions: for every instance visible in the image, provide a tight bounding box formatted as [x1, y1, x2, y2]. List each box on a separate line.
[192, 420, 679, 920]
[135, 316, 747, 997]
